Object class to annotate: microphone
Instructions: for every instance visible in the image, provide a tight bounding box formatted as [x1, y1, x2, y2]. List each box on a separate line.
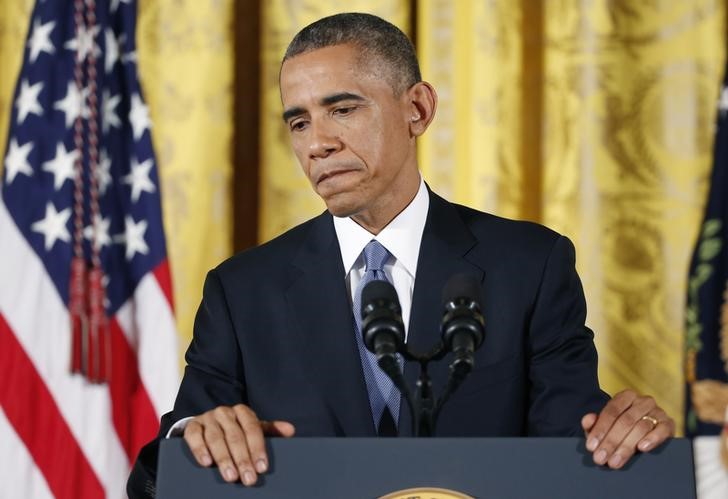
[440, 273, 485, 374]
[361, 280, 405, 362]
[361, 280, 418, 434]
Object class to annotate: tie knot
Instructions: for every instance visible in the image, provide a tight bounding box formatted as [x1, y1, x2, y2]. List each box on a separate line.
[363, 240, 390, 272]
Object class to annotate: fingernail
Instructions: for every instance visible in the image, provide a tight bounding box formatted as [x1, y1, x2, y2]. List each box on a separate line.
[243, 471, 255, 486]
[639, 440, 652, 451]
[224, 467, 237, 481]
[595, 449, 607, 465]
[201, 454, 212, 466]
[256, 459, 268, 473]
[609, 453, 622, 468]
[587, 437, 599, 451]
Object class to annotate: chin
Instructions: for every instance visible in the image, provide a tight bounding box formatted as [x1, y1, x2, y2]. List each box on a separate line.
[323, 197, 360, 219]
[326, 205, 357, 218]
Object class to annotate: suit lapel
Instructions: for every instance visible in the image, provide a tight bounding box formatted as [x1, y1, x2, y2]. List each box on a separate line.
[285, 213, 375, 436]
[398, 191, 485, 436]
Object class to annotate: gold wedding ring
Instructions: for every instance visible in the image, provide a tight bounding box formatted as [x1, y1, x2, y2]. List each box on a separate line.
[641, 415, 659, 428]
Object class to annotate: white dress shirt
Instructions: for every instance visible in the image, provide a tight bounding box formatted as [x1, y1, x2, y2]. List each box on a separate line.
[333, 177, 429, 342]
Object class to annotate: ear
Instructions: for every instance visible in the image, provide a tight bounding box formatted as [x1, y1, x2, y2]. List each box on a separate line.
[405, 81, 438, 137]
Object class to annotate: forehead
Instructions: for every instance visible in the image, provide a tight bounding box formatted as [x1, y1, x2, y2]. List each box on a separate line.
[279, 44, 389, 106]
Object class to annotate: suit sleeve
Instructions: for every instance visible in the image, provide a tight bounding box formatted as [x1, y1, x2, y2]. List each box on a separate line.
[526, 235, 610, 436]
[127, 268, 247, 498]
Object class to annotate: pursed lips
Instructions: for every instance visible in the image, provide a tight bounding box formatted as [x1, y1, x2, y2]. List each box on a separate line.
[315, 168, 359, 185]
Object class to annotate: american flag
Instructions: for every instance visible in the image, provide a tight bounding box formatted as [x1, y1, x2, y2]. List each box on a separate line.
[0, 1, 179, 498]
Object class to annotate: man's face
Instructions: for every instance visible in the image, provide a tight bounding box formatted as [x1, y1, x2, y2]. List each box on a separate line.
[279, 44, 419, 227]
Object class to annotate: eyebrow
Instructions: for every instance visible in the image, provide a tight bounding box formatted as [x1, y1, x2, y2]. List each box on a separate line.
[281, 92, 366, 123]
[282, 107, 305, 123]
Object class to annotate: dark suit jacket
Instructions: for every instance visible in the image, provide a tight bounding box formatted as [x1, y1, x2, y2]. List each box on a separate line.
[127, 190, 609, 497]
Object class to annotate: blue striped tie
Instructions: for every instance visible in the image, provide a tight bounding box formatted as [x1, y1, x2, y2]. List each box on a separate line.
[352, 240, 401, 435]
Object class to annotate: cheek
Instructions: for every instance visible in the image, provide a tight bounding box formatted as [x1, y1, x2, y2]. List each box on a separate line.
[348, 128, 386, 165]
[367, 129, 405, 173]
[290, 140, 312, 176]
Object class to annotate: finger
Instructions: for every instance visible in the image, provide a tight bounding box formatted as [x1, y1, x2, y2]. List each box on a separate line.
[183, 420, 213, 467]
[637, 411, 675, 453]
[244, 419, 297, 476]
[593, 394, 657, 466]
[606, 414, 658, 469]
[203, 410, 240, 483]
[581, 413, 597, 435]
[261, 420, 296, 437]
[217, 406, 258, 486]
[586, 390, 638, 452]
[233, 405, 269, 476]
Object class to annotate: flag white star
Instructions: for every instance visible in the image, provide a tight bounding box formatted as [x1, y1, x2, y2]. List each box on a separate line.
[27, 19, 56, 63]
[4, 139, 34, 185]
[122, 158, 156, 202]
[30, 202, 71, 251]
[42, 143, 78, 190]
[121, 50, 137, 64]
[84, 214, 112, 250]
[54, 81, 89, 128]
[116, 215, 149, 260]
[64, 24, 100, 61]
[96, 150, 112, 195]
[102, 90, 121, 133]
[111, 0, 132, 13]
[15, 79, 44, 124]
[129, 93, 152, 140]
[719, 86, 728, 116]
[104, 28, 120, 73]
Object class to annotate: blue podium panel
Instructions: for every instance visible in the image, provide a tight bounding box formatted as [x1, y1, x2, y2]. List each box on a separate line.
[157, 437, 695, 499]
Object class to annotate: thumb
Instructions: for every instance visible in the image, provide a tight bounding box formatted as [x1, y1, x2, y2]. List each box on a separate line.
[581, 413, 597, 434]
[262, 420, 296, 437]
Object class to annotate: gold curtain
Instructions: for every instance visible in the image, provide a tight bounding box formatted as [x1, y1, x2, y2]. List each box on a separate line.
[418, 0, 727, 432]
[417, 0, 532, 218]
[0, 1, 234, 361]
[258, 0, 411, 242]
[136, 0, 234, 355]
[0, 1, 34, 164]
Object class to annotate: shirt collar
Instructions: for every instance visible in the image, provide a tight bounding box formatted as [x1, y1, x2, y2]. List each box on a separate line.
[333, 177, 429, 277]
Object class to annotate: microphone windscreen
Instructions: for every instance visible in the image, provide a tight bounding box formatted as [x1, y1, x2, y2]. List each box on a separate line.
[441, 273, 482, 308]
[361, 280, 399, 316]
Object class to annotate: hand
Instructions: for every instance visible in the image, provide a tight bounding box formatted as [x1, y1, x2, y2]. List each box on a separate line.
[581, 389, 674, 469]
[183, 404, 295, 486]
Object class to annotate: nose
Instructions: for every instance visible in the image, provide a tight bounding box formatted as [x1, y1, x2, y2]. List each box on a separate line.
[308, 119, 342, 159]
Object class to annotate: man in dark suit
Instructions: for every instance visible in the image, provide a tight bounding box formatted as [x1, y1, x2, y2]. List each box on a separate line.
[128, 12, 674, 497]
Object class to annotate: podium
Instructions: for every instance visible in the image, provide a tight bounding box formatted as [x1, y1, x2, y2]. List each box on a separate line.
[156, 437, 695, 498]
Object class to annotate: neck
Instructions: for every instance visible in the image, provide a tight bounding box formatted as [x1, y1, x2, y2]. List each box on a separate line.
[351, 175, 420, 235]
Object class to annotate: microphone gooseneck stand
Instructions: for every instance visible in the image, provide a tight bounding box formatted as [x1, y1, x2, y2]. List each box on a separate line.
[392, 339, 475, 437]
[362, 274, 485, 437]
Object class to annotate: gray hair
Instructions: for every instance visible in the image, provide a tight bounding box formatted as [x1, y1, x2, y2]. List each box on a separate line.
[283, 12, 422, 95]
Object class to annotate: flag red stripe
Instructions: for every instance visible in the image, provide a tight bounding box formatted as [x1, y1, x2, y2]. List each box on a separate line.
[153, 259, 175, 311]
[0, 313, 105, 499]
[108, 317, 160, 463]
